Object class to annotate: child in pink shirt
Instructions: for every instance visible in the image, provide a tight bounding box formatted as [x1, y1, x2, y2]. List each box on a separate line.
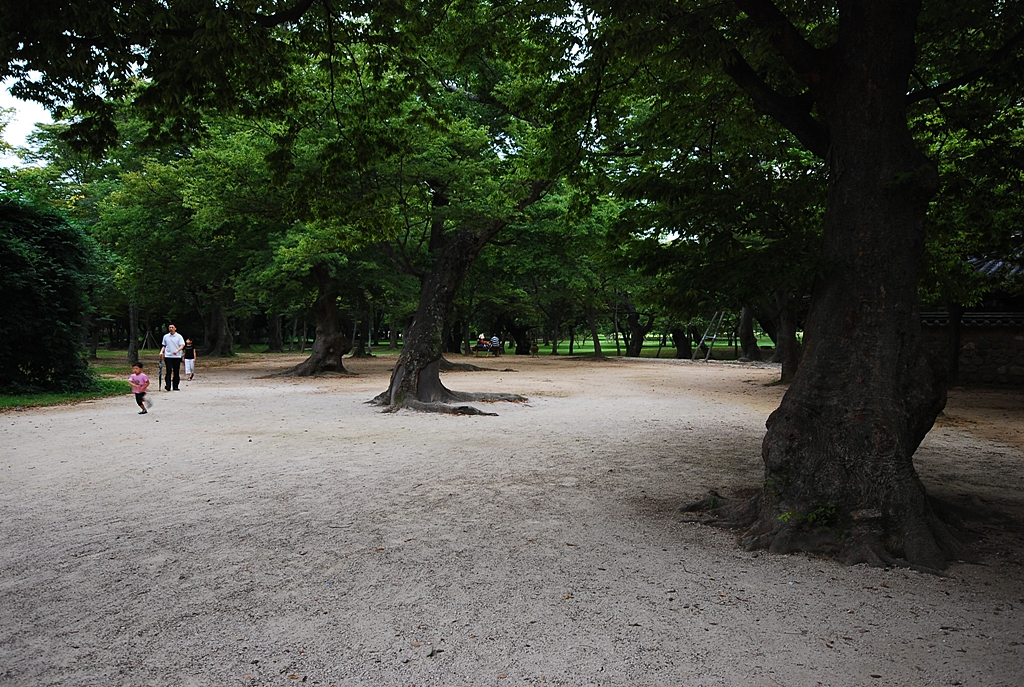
[129, 362, 151, 415]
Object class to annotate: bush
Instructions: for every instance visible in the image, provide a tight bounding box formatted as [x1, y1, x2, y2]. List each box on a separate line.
[0, 198, 100, 393]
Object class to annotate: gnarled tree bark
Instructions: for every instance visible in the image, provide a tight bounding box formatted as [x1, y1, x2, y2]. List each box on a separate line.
[694, 0, 968, 570]
[370, 183, 546, 414]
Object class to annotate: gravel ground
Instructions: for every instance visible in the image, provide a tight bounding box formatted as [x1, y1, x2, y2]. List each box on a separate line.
[1, 354, 1022, 687]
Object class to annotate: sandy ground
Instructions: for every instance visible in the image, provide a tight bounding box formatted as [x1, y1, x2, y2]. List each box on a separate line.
[1, 354, 1022, 687]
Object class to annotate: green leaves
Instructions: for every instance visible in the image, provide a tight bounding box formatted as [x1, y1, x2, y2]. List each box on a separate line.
[0, 198, 100, 393]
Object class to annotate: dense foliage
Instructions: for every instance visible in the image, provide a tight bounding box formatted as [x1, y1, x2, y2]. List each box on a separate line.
[0, 198, 100, 392]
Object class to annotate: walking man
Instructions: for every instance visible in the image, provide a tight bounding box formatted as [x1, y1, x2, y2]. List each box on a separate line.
[160, 323, 185, 391]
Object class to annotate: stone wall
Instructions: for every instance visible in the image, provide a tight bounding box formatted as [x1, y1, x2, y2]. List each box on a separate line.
[921, 313, 1024, 386]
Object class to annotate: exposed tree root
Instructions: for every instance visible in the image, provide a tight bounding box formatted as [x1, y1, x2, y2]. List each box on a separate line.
[274, 362, 355, 377]
[259, 369, 356, 380]
[390, 400, 499, 416]
[367, 372, 525, 415]
[439, 357, 492, 372]
[443, 389, 527, 403]
[680, 489, 978, 574]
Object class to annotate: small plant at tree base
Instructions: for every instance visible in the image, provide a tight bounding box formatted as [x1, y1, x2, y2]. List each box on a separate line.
[778, 504, 839, 529]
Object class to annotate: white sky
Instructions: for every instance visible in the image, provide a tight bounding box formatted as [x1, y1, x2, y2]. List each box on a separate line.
[1, 79, 54, 166]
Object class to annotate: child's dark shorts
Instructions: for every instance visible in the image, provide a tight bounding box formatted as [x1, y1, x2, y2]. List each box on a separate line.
[135, 392, 147, 406]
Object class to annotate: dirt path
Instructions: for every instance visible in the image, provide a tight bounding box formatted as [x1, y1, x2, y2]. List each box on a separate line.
[1, 355, 1022, 686]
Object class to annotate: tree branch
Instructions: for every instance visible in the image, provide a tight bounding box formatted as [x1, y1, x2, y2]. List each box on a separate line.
[721, 49, 830, 158]
[906, 26, 1024, 103]
[252, 0, 319, 28]
[440, 80, 542, 127]
[734, 0, 825, 87]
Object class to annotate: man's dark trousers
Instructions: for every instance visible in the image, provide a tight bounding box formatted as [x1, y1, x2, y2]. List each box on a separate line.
[165, 358, 181, 390]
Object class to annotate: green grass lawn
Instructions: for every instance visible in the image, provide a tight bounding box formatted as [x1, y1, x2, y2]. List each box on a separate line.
[0, 378, 131, 410]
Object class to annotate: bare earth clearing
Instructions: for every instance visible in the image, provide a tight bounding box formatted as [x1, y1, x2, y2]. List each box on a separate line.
[1, 354, 1022, 687]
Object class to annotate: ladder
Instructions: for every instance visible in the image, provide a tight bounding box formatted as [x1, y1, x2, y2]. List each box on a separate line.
[692, 311, 725, 361]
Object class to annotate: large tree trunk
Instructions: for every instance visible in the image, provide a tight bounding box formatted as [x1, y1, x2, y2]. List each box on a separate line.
[732, 2, 962, 570]
[281, 265, 351, 375]
[737, 306, 763, 361]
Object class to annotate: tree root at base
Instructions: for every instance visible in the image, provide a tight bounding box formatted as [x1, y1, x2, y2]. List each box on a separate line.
[388, 400, 499, 416]
[680, 489, 978, 574]
[271, 364, 355, 377]
[438, 357, 491, 372]
[367, 388, 526, 415]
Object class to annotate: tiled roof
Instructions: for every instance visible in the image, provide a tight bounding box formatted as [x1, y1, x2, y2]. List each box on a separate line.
[970, 257, 1024, 278]
[922, 312, 1024, 326]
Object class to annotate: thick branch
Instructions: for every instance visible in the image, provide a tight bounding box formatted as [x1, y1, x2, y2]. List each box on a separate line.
[252, 0, 319, 28]
[734, 0, 825, 86]
[721, 49, 830, 158]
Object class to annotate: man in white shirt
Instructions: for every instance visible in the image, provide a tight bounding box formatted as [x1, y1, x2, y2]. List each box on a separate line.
[160, 323, 186, 391]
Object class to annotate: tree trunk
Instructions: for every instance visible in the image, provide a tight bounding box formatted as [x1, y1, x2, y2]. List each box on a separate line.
[389, 319, 400, 350]
[374, 228, 525, 412]
[738, 306, 762, 361]
[751, 301, 779, 346]
[669, 327, 691, 359]
[587, 305, 603, 356]
[236, 317, 253, 351]
[612, 302, 621, 356]
[737, 3, 961, 570]
[126, 302, 139, 365]
[350, 311, 372, 358]
[624, 302, 654, 357]
[282, 265, 351, 375]
[772, 291, 801, 381]
[373, 182, 546, 411]
[371, 305, 382, 346]
[501, 317, 534, 355]
[205, 304, 235, 357]
[266, 313, 284, 353]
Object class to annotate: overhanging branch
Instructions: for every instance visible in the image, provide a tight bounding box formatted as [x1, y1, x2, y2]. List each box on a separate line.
[721, 49, 830, 158]
[734, 0, 825, 86]
[907, 26, 1024, 103]
[252, 0, 319, 28]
